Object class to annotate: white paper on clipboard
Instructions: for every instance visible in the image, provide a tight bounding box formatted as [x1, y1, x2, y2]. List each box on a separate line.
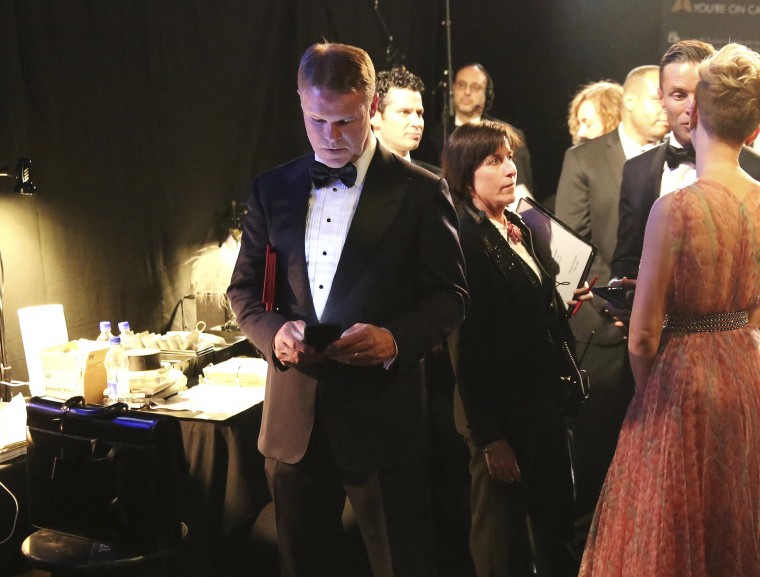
[515, 197, 596, 307]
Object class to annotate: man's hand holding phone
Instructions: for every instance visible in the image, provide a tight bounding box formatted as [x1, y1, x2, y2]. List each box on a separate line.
[273, 320, 325, 367]
[303, 323, 342, 352]
[274, 321, 396, 368]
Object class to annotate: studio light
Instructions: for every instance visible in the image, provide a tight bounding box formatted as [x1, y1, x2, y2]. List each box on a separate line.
[0, 158, 36, 195]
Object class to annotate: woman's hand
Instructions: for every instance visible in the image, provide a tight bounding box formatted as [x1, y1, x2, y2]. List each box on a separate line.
[566, 279, 595, 317]
[483, 439, 522, 484]
[567, 283, 594, 307]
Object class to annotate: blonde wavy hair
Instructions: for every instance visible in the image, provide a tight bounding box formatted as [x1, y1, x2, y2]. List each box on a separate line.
[567, 80, 623, 144]
[696, 43, 760, 145]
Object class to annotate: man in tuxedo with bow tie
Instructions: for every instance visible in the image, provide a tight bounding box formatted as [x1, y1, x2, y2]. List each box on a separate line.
[611, 39, 760, 280]
[228, 41, 467, 577]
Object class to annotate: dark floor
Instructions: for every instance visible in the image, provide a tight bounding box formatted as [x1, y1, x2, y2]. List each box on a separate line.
[3, 528, 473, 577]
[4, 570, 47, 577]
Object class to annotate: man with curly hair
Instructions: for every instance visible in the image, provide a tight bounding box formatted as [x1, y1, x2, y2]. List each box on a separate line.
[371, 67, 441, 174]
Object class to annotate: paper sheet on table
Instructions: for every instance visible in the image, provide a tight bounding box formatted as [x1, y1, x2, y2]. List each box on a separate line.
[0, 393, 28, 461]
[150, 383, 265, 421]
[202, 356, 268, 386]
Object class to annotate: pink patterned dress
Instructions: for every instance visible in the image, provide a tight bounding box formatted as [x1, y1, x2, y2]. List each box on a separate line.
[579, 180, 760, 577]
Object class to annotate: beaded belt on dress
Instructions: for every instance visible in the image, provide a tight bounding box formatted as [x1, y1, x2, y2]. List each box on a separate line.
[663, 311, 749, 333]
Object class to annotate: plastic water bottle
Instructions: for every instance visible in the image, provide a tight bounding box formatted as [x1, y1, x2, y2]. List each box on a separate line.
[104, 336, 130, 403]
[118, 321, 135, 350]
[96, 321, 114, 342]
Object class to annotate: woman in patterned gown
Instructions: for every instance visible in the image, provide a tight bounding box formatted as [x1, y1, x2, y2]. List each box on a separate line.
[580, 43, 760, 577]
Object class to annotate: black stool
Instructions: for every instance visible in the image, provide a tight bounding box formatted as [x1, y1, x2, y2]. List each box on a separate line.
[21, 522, 188, 576]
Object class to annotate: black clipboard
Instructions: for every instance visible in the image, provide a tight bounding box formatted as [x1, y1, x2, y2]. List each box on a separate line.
[515, 197, 597, 311]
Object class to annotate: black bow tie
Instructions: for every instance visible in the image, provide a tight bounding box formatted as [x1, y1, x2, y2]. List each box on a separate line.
[310, 161, 357, 188]
[664, 144, 696, 169]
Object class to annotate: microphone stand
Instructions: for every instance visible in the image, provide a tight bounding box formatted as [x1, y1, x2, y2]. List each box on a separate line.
[371, 0, 406, 68]
[441, 0, 454, 144]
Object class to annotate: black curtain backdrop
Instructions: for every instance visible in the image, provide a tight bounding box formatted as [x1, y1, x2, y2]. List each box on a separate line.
[0, 0, 664, 380]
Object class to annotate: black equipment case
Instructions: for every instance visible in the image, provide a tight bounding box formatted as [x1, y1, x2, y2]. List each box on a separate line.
[25, 396, 185, 551]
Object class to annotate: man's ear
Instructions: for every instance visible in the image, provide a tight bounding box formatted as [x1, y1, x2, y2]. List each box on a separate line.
[623, 93, 636, 113]
[369, 93, 379, 118]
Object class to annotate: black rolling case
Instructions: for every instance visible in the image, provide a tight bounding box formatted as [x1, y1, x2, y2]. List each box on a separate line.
[25, 396, 185, 551]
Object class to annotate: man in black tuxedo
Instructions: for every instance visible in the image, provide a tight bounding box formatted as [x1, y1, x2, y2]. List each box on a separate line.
[227, 42, 468, 577]
[417, 63, 533, 196]
[555, 64, 668, 546]
[612, 39, 760, 280]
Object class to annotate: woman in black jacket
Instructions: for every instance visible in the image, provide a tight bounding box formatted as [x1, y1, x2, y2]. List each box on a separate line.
[444, 120, 589, 577]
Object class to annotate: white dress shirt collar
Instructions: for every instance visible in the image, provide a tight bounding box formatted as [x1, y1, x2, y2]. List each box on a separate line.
[618, 124, 655, 160]
[666, 132, 686, 149]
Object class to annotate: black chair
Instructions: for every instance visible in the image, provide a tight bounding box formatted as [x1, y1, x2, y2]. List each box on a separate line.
[21, 523, 188, 577]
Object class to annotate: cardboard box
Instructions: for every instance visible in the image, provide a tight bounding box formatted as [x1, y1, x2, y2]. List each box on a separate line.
[40, 340, 109, 404]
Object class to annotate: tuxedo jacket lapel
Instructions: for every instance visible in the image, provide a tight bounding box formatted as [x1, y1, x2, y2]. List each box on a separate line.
[646, 144, 668, 204]
[278, 157, 319, 322]
[321, 146, 406, 320]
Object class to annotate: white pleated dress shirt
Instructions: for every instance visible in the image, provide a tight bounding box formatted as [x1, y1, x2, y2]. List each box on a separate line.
[305, 137, 376, 320]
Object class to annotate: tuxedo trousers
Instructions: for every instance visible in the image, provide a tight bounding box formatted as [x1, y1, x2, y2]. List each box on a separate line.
[265, 408, 436, 577]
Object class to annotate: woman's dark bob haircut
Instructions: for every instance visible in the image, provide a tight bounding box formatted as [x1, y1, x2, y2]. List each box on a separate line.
[442, 120, 522, 203]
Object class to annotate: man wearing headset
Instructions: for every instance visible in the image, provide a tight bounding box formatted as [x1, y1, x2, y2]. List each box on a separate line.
[418, 63, 534, 196]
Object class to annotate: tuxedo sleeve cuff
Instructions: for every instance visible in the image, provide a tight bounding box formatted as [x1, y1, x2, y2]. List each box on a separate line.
[381, 328, 398, 370]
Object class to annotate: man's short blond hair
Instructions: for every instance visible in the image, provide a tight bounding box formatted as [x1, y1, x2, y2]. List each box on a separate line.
[297, 42, 376, 103]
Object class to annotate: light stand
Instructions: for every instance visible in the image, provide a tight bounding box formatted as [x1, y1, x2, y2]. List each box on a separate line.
[371, 0, 406, 68]
[0, 158, 36, 400]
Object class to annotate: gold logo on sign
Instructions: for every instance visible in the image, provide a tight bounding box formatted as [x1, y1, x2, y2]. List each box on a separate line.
[672, 0, 693, 12]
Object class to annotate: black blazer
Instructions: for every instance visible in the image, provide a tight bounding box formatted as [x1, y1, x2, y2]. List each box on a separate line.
[612, 143, 760, 279]
[449, 203, 573, 457]
[227, 143, 468, 472]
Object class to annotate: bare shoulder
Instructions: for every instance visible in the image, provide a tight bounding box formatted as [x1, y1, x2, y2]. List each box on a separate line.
[651, 190, 675, 215]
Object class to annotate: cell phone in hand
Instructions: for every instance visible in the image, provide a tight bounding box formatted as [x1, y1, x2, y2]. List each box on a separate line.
[303, 323, 341, 351]
[591, 285, 635, 310]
